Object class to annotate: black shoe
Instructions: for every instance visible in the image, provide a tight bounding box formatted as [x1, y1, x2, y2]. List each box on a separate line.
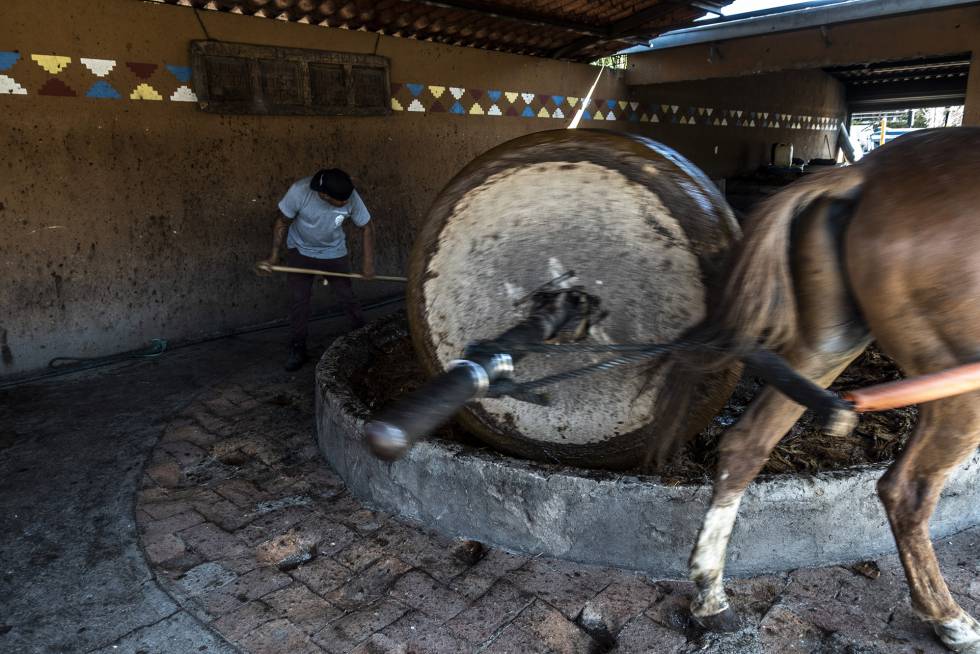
[284, 346, 309, 372]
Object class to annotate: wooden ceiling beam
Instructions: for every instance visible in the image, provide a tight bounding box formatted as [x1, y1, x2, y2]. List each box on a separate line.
[604, 1, 687, 38]
[549, 1, 699, 60]
[394, 0, 607, 36]
[161, 0, 707, 60]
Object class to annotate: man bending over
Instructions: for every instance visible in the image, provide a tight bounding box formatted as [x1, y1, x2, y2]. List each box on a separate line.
[259, 168, 375, 371]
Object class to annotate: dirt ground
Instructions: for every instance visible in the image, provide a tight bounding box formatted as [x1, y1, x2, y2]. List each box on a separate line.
[350, 334, 916, 483]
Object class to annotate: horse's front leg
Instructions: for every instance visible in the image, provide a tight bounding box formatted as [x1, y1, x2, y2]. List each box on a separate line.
[875, 394, 980, 653]
[689, 345, 860, 630]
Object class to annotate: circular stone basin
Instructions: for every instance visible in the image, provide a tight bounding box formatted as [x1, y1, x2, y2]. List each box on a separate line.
[315, 314, 980, 578]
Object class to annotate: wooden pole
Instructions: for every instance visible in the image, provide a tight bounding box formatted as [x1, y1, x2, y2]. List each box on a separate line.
[844, 361, 980, 412]
[256, 262, 407, 282]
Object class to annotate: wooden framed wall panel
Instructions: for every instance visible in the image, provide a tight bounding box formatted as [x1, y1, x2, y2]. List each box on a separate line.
[190, 40, 391, 116]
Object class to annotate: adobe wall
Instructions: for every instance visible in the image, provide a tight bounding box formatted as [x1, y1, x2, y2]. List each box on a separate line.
[628, 69, 846, 179]
[1, 0, 629, 376]
[0, 0, 861, 377]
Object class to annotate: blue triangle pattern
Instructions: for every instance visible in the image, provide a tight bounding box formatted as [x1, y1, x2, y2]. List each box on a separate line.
[86, 80, 121, 99]
[450, 101, 465, 114]
[521, 106, 534, 117]
[406, 83, 424, 97]
[0, 51, 19, 71]
[552, 95, 564, 106]
[582, 111, 592, 120]
[606, 99, 616, 109]
[165, 64, 192, 83]
[629, 113, 639, 122]
[487, 90, 501, 102]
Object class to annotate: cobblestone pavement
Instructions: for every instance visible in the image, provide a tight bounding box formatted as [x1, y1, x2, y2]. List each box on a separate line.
[135, 329, 979, 654]
[3, 312, 978, 653]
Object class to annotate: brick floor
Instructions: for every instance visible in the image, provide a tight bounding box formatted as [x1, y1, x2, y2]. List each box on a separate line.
[387, 570, 469, 622]
[135, 374, 980, 654]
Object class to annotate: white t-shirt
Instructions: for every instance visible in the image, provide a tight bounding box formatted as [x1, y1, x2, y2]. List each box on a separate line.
[278, 176, 371, 259]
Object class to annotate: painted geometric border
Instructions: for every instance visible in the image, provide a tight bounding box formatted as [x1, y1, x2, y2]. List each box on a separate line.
[1, 50, 195, 102]
[391, 82, 840, 130]
[0, 51, 840, 131]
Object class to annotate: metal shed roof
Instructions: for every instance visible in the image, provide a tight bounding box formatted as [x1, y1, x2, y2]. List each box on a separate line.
[629, 0, 980, 52]
[827, 54, 971, 110]
[150, 0, 724, 61]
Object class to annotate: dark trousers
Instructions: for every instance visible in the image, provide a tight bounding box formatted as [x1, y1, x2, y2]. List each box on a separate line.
[287, 248, 366, 348]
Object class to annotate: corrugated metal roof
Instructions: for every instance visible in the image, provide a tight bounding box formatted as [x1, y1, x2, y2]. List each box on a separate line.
[827, 54, 971, 111]
[150, 0, 722, 60]
[827, 55, 971, 84]
[631, 0, 980, 53]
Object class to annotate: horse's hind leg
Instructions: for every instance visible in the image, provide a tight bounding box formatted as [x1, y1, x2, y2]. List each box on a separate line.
[688, 341, 864, 629]
[877, 396, 980, 653]
[689, 196, 870, 628]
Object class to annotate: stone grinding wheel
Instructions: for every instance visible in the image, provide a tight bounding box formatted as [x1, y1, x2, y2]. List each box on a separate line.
[407, 129, 741, 469]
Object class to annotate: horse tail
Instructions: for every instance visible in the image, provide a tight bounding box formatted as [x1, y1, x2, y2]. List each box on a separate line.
[710, 165, 866, 355]
[648, 165, 866, 468]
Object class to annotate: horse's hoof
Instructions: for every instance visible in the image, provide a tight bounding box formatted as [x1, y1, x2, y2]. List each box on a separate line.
[934, 612, 980, 653]
[693, 607, 741, 632]
[947, 637, 980, 654]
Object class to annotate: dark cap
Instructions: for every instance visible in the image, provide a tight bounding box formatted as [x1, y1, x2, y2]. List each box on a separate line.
[310, 168, 354, 201]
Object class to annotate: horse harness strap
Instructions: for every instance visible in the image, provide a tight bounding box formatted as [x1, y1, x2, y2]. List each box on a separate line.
[365, 271, 980, 459]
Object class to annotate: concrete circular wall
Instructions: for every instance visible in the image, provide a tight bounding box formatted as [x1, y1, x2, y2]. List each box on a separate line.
[315, 314, 980, 578]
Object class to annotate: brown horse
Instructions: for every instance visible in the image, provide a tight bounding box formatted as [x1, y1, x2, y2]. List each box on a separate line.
[656, 127, 980, 652]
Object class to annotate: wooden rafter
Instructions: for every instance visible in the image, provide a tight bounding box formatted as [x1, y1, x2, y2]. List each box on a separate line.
[150, 0, 712, 60]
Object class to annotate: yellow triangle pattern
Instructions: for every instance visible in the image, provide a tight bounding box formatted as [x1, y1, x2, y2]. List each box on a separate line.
[428, 85, 445, 98]
[567, 97, 579, 107]
[32, 54, 71, 75]
[537, 107, 550, 118]
[469, 103, 484, 115]
[391, 97, 404, 111]
[130, 83, 163, 101]
[505, 91, 519, 103]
